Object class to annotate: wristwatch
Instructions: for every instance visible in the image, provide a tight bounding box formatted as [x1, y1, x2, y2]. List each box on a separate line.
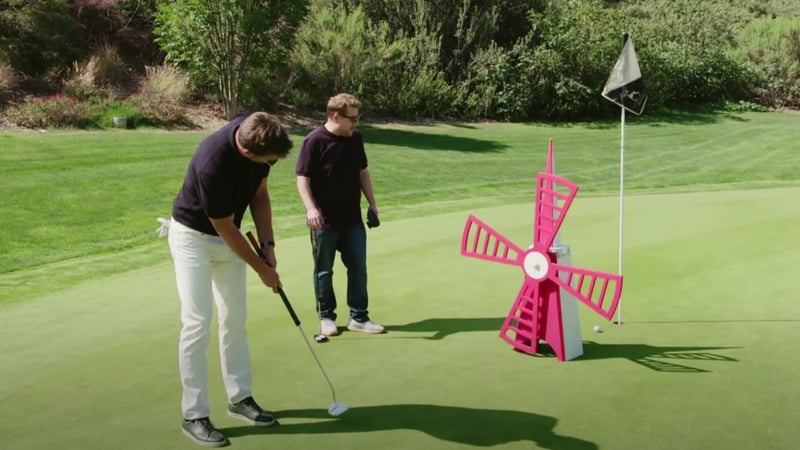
[262, 240, 275, 249]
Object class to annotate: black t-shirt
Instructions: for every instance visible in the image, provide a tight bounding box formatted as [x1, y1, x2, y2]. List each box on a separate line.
[172, 116, 272, 235]
[295, 127, 368, 227]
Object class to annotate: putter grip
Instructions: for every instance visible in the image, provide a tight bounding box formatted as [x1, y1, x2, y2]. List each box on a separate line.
[245, 231, 301, 326]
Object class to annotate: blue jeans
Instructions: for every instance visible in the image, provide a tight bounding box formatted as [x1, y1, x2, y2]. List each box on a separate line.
[311, 224, 369, 322]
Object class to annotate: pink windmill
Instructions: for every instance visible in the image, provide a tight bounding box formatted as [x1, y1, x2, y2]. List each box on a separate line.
[460, 140, 623, 361]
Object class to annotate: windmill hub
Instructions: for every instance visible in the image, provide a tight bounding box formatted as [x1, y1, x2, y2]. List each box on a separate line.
[522, 250, 550, 280]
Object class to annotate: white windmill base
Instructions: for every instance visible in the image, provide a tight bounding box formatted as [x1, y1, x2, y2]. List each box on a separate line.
[550, 243, 583, 360]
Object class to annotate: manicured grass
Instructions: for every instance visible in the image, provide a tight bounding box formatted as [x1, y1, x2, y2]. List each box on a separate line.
[0, 186, 798, 450]
[1, 113, 798, 449]
[1, 111, 799, 303]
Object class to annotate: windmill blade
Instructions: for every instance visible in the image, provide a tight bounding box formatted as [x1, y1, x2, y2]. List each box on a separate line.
[550, 263, 622, 320]
[534, 173, 579, 251]
[461, 215, 524, 266]
[499, 279, 540, 353]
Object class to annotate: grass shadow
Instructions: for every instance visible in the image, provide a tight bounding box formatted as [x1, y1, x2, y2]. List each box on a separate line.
[579, 109, 751, 130]
[223, 404, 598, 449]
[387, 318, 739, 373]
[287, 125, 502, 152]
[358, 127, 508, 153]
[385, 317, 506, 340]
[572, 341, 740, 373]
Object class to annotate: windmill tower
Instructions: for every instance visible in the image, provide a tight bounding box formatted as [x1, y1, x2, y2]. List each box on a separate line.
[461, 140, 623, 361]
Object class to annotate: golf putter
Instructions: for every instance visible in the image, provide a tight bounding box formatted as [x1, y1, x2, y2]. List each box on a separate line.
[245, 232, 348, 416]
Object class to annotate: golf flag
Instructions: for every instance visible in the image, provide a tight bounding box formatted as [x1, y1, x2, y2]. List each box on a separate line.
[602, 35, 647, 115]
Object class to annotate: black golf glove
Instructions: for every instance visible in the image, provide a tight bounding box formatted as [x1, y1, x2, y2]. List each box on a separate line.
[366, 208, 380, 228]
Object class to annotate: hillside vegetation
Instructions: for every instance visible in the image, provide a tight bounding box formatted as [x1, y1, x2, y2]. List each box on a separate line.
[1, 0, 799, 126]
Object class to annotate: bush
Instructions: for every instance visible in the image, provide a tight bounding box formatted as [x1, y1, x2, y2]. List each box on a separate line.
[5, 80, 191, 129]
[123, 64, 191, 127]
[5, 95, 97, 128]
[736, 17, 800, 108]
[140, 64, 189, 104]
[0, 61, 18, 101]
[124, 92, 190, 128]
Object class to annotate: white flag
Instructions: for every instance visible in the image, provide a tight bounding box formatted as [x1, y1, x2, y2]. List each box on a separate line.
[602, 36, 647, 115]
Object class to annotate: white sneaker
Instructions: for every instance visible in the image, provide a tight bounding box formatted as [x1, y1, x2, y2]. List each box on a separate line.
[320, 319, 339, 336]
[347, 319, 385, 334]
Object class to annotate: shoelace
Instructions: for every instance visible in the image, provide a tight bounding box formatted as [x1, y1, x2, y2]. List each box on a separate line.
[195, 418, 217, 434]
[240, 397, 259, 411]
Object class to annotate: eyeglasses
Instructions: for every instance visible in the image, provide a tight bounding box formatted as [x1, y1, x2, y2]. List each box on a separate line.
[338, 112, 360, 123]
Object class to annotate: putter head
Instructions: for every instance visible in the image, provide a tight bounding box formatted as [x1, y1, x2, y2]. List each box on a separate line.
[314, 334, 329, 343]
[328, 402, 349, 417]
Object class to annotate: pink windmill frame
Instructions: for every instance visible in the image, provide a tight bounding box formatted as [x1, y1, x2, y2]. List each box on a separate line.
[460, 140, 623, 361]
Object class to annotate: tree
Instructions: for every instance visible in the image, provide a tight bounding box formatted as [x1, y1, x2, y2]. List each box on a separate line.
[0, 0, 77, 83]
[154, 0, 308, 118]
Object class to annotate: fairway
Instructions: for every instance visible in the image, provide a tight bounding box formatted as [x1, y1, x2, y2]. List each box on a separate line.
[1, 186, 798, 450]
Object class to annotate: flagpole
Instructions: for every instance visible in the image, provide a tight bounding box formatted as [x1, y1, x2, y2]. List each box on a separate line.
[601, 31, 646, 326]
[617, 103, 625, 326]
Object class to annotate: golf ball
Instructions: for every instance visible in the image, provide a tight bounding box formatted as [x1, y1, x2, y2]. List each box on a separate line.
[593, 325, 601, 333]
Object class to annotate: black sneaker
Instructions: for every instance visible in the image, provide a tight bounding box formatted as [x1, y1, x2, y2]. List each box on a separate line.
[181, 417, 228, 447]
[227, 396, 277, 427]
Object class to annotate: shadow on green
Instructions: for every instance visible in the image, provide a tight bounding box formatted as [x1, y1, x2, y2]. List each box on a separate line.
[359, 127, 508, 153]
[570, 342, 739, 373]
[385, 317, 505, 339]
[223, 404, 598, 449]
[386, 317, 739, 373]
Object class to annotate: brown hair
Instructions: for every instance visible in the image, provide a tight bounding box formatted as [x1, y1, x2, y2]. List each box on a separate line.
[238, 112, 292, 157]
[326, 93, 361, 117]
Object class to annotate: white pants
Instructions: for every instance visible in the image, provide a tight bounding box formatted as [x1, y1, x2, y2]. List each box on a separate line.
[167, 219, 253, 419]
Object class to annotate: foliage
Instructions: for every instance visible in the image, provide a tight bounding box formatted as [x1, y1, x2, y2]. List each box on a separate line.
[70, 0, 161, 70]
[736, 17, 800, 108]
[62, 46, 131, 100]
[124, 92, 191, 128]
[621, 0, 752, 109]
[4, 90, 189, 130]
[5, 95, 98, 128]
[140, 64, 191, 105]
[290, 4, 394, 99]
[154, 0, 308, 119]
[457, 0, 623, 120]
[0, 0, 78, 82]
[0, 61, 17, 101]
[2, 0, 800, 122]
[335, 0, 500, 84]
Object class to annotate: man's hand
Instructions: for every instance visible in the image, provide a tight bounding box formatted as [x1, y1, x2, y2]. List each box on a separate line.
[306, 207, 324, 230]
[366, 207, 380, 228]
[262, 245, 277, 269]
[256, 262, 281, 293]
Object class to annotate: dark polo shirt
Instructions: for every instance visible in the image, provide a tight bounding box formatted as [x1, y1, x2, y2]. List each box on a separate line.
[295, 127, 368, 227]
[172, 116, 272, 235]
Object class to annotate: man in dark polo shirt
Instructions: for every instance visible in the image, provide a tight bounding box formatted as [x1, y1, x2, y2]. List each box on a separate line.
[165, 112, 291, 447]
[296, 93, 384, 337]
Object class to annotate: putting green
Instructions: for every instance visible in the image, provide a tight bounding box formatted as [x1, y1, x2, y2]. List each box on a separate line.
[1, 186, 798, 450]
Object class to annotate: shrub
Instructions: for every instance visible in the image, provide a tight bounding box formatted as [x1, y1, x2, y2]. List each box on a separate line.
[140, 64, 189, 104]
[0, 61, 18, 101]
[62, 46, 129, 100]
[124, 92, 190, 128]
[5, 95, 97, 128]
[122, 64, 191, 128]
[736, 17, 800, 108]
